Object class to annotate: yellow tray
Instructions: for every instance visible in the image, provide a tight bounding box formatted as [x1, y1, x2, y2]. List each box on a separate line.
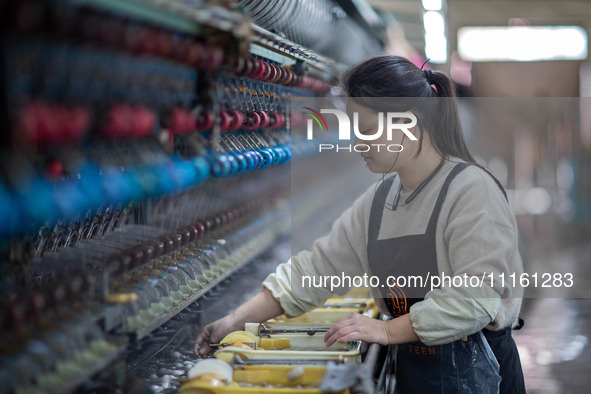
[243, 323, 347, 351]
[179, 365, 349, 394]
[214, 346, 361, 365]
[268, 308, 377, 326]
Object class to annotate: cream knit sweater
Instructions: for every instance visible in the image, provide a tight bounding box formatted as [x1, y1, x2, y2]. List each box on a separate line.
[263, 159, 524, 346]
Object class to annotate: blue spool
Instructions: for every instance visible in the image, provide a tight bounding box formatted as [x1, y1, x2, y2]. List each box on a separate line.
[53, 180, 86, 220]
[257, 149, 273, 169]
[102, 168, 133, 205]
[137, 165, 168, 197]
[171, 159, 198, 190]
[226, 154, 239, 177]
[273, 146, 286, 164]
[154, 163, 176, 195]
[233, 152, 248, 174]
[282, 145, 292, 163]
[191, 156, 210, 185]
[125, 169, 145, 201]
[261, 147, 278, 166]
[211, 154, 232, 178]
[226, 152, 240, 175]
[79, 164, 105, 210]
[249, 150, 262, 169]
[242, 150, 257, 171]
[19, 177, 60, 225]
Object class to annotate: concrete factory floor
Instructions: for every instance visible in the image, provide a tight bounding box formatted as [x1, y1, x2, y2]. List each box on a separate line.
[512, 243, 591, 394]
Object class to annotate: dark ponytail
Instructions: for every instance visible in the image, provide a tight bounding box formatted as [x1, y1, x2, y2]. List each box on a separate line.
[341, 56, 476, 164]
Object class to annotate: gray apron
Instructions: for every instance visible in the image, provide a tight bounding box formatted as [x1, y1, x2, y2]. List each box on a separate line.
[368, 163, 525, 393]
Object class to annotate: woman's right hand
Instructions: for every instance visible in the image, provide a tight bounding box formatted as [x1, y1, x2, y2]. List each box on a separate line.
[193, 288, 284, 356]
[193, 313, 243, 356]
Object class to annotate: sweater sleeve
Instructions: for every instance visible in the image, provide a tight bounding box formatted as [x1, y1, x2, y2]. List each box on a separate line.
[409, 168, 523, 345]
[262, 185, 373, 318]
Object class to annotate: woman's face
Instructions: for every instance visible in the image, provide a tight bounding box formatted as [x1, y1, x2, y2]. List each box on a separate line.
[346, 99, 418, 174]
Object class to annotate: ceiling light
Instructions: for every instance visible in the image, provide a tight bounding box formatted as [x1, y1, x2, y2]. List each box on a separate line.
[422, 0, 442, 11]
[458, 26, 588, 62]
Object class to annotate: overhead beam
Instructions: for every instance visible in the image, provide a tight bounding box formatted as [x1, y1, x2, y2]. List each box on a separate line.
[368, 0, 423, 14]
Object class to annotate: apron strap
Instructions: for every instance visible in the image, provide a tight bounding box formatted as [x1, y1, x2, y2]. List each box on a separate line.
[367, 175, 397, 245]
[425, 162, 509, 234]
[425, 163, 470, 234]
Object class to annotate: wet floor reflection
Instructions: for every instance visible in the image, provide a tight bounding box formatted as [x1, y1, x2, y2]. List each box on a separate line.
[513, 298, 591, 393]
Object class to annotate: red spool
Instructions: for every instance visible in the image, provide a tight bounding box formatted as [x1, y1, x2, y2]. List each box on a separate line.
[131, 106, 155, 138]
[102, 104, 133, 139]
[227, 110, 244, 131]
[219, 110, 231, 131]
[196, 110, 214, 130]
[243, 111, 261, 130]
[257, 111, 270, 128]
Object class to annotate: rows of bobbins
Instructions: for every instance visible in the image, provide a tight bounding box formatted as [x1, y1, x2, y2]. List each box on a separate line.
[0, 198, 268, 334]
[10, 1, 328, 146]
[105, 199, 266, 276]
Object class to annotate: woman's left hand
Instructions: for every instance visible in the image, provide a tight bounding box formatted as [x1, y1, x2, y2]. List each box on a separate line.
[324, 313, 389, 347]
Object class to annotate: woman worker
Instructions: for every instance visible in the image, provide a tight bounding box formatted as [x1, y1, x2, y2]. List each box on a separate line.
[194, 56, 526, 393]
